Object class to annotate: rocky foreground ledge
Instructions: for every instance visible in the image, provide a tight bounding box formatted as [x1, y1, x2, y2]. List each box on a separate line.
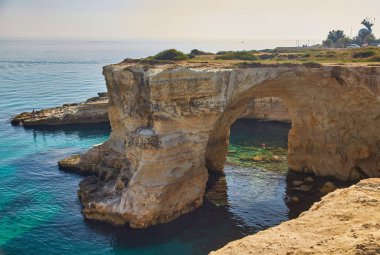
[11, 92, 109, 126]
[211, 178, 380, 255]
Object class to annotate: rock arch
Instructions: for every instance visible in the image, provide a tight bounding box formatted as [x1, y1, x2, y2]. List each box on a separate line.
[61, 63, 380, 228]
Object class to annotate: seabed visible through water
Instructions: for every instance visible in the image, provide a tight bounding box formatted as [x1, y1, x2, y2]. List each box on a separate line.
[0, 40, 355, 255]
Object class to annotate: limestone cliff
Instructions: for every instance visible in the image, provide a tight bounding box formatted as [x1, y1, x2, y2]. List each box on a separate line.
[241, 97, 290, 122]
[210, 178, 380, 255]
[59, 62, 380, 228]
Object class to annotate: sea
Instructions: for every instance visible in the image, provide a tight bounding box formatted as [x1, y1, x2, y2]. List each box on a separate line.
[0, 39, 307, 255]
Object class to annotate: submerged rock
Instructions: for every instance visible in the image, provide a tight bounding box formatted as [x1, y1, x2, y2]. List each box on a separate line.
[211, 178, 380, 255]
[320, 181, 338, 195]
[292, 180, 304, 186]
[297, 184, 312, 192]
[287, 196, 300, 203]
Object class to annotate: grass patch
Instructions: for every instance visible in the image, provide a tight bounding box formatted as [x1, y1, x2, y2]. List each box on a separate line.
[353, 50, 376, 59]
[215, 51, 258, 61]
[129, 47, 380, 66]
[369, 56, 380, 62]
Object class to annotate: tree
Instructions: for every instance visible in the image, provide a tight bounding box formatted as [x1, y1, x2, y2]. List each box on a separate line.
[351, 36, 363, 46]
[327, 30, 346, 44]
[322, 39, 333, 48]
[364, 34, 377, 44]
[335, 37, 351, 48]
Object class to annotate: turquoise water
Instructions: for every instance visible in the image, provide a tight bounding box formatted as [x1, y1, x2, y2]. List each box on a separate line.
[1, 40, 295, 255]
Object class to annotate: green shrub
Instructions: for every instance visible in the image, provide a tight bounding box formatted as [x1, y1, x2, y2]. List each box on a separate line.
[286, 54, 300, 60]
[187, 54, 196, 59]
[369, 56, 380, 62]
[352, 50, 376, 58]
[190, 49, 209, 55]
[215, 51, 258, 61]
[259, 54, 277, 60]
[150, 49, 189, 61]
[216, 51, 231, 55]
[324, 53, 337, 58]
[260, 49, 275, 53]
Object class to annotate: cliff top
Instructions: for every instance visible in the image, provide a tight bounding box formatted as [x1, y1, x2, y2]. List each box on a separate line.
[115, 47, 380, 69]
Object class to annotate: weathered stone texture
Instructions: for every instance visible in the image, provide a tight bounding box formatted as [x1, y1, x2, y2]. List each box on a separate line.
[210, 178, 380, 255]
[60, 63, 380, 227]
[11, 93, 108, 126]
[241, 97, 290, 122]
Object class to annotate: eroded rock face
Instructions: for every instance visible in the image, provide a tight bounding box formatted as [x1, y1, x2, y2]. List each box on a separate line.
[210, 178, 380, 255]
[241, 97, 290, 122]
[60, 63, 380, 227]
[11, 93, 288, 126]
[11, 93, 108, 126]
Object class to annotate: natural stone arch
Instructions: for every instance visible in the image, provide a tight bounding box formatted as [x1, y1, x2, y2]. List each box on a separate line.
[205, 71, 379, 179]
[61, 63, 380, 228]
[205, 92, 293, 175]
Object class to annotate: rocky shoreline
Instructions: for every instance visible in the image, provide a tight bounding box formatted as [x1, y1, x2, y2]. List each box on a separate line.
[211, 178, 380, 255]
[11, 92, 109, 126]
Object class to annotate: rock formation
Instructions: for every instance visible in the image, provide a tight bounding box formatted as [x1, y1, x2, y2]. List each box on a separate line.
[210, 178, 380, 255]
[241, 97, 290, 122]
[11, 92, 108, 126]
[59, 62, 380, 228]
[11, 94, 289, 126]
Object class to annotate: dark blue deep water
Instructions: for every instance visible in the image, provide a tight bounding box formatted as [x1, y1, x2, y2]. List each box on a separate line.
[1, 40, 295, 255]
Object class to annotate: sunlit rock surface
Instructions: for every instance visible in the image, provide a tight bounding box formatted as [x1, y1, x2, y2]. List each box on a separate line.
[60, 62, 380, 227]
[11, 94, 288, 126]
[210, 178, 380, 255]
[241, 97, 290, 122]
[11, 93, 108, 126]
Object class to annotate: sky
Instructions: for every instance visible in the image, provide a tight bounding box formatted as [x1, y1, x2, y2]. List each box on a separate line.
[0, 0, 379, 41]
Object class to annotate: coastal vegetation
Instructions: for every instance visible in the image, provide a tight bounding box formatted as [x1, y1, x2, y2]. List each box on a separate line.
[215, 51, 258, 61]
[142, 19, 380, 65]
[147, 48, 189, 61]
[141, 47, 380, 66]
[322, 18, 380, 48]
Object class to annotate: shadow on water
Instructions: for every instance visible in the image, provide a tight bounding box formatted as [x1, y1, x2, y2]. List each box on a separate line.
[3, 119, 357, 255]
[80, 118, 323, 254]
[285, 171, 358, 219]
[20, 122, 111, 138]
[231, 118, 290, 148]
[84, 200, 252, 254]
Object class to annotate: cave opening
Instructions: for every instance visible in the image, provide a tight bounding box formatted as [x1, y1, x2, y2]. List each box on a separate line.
[204, 96, 330, 223]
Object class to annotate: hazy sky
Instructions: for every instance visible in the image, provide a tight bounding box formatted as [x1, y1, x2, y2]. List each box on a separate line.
[0, 0, 379, 41]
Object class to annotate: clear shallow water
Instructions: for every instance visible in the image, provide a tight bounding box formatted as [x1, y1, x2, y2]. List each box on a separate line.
[1, 39, 294, 255]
